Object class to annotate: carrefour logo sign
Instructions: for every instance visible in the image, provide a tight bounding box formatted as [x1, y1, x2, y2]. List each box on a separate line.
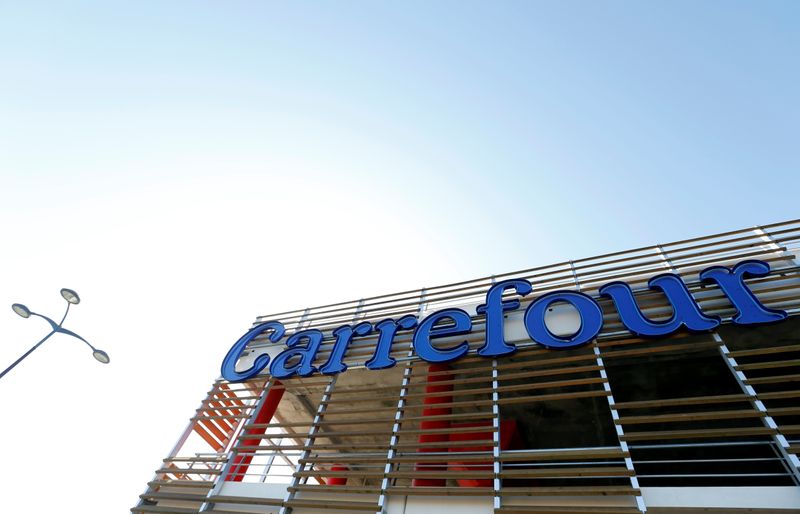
[221, 260, 787, 382]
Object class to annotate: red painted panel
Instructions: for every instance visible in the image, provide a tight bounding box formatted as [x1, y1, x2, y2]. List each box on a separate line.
[413, 364, 453, 487]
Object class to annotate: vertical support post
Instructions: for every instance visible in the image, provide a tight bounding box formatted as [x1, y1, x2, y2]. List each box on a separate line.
[568, 260, 581, 290]
[198, 378, 281, 511]
[279, 375, 338, 514]
[377, 355, 414, 514]
[713, 332, 800, 485]
[296, 308, 311, 332]
[491, 358, 501, 512]
[662, 233, 797, 483]
[377, 287, 427, 514]
[593, 343, 646, 512]
[353, 299, 366, 324]
[655, 244, 674, 271]
[569, 260, 645, 512]
[754, 226, 784, 254]
[227, 381, 285, 481]
[260, 449, 278, 483]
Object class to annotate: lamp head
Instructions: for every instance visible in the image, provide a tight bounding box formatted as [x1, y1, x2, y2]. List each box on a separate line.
[12, 303, 31, 318]
[61, 288, 80, 305]
[92, 349, 110, 364]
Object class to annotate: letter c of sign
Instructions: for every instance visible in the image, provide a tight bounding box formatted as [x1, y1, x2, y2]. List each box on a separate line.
[221, 321, 286, 382]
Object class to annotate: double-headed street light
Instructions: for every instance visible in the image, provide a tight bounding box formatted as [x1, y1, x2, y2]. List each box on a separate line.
[1, 288, 109, 380]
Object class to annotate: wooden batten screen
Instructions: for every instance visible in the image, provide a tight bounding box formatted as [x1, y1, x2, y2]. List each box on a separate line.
[133, 219, 800, 514]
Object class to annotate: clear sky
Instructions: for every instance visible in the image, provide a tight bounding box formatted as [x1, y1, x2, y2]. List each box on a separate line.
[0, 1, 798, 511]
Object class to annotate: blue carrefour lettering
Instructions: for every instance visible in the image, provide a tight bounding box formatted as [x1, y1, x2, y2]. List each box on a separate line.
[700, 260, 787, 325]
[221, 321, 285, 382]
[269, 329, 324, 379]
[476, 279, 533, 357]
[524, 291, 603, 349]
[319, 322, 373, 374]
[413, 309, 472, 363]
[220, 258, 788, 382]
[365, 315, 418, 370]
[600, 274, 719, 337]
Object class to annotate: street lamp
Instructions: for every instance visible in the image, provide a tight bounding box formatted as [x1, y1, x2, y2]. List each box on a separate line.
[1, 288, 109, 380]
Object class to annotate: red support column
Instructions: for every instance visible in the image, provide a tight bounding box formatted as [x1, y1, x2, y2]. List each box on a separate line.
[412, 363, 453, 487]
[326, 465, 349, 485]
[227, 381, 285, 482]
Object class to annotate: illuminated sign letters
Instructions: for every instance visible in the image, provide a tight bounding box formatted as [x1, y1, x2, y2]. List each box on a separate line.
[221, 259, 787, 382]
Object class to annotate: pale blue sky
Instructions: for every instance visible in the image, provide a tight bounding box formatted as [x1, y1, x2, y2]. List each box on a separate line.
[3, 1, 798, 265]
[0, 2, 798, 511]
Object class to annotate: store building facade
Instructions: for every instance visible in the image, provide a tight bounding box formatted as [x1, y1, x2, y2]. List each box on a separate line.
[133, 219, 800, 514]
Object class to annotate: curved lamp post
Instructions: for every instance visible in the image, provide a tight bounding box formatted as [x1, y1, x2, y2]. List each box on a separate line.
[1, 288, 109, 380]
